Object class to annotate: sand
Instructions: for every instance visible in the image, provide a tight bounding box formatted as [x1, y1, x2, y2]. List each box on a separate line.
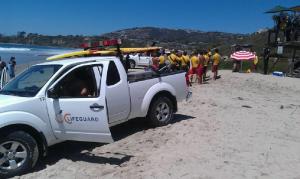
[13, 70, 300, 179]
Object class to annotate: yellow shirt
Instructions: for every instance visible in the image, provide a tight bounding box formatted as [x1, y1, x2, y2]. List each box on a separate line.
[254, 56, 259, 65]
[204, 54, 209, 66]
[212, 53, 221, 66]
[182, 55, 190, 66]
[168, 53, 178, 64]
[191, 56, 199, 68]
[159, 55, 165, 65]
[178, 56, 186, 66]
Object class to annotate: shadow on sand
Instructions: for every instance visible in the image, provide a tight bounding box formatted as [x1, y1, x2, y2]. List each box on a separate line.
[111, 113, 195, 140]
[30, 114, 194, 174]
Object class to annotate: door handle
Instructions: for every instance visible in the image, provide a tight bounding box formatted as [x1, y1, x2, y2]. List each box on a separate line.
[90, 103, 104, 112]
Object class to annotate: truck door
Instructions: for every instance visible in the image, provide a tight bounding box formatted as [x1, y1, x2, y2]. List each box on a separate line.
[105, 61, 131, 124]
[46, 63, 113, 143]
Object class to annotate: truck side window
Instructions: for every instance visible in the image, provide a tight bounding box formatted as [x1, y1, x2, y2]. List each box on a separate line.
[106, 61, 120, 86]
[56, 66, 98, 98]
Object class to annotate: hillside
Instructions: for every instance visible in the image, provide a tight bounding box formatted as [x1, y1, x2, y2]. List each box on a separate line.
[0, 27, 268, 55]
[101, 27, 268, 54]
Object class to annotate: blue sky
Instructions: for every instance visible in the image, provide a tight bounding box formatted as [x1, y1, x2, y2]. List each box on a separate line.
[0, 0, 298, 35]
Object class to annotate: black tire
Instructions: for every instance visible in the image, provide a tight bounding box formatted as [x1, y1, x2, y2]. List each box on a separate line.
[147, 96, 174, 127]
[0, 131, 39, 178]
[129, 60, 136, 69]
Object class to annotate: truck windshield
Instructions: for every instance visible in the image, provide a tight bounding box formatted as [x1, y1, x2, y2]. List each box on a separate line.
[0, 65, 62, 97]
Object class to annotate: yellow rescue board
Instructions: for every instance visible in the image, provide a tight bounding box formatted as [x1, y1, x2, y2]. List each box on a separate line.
[47, 47, 161, 60]
[110, 47, 161, 53]
[47, 50, 115, 60]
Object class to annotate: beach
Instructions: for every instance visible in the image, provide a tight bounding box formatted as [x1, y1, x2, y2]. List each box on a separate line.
[12, 70, 300, 179]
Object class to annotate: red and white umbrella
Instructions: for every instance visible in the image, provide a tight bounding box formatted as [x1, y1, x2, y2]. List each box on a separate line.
[230, 51, 256, 61]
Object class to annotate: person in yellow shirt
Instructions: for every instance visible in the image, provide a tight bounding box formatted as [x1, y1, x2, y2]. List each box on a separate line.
[168, 50, 180, 70]
[203, 51, 210, 80]
[189, 52, 201, 84]
[158, 50, 166, 69]
[191, 53, 199, 69]
[182, 51, 190, 71]
[212, 48, 221, 80]
[253, 54, 258, 72]
[177, 51, 183, 65]
[176, 50, 187, 71]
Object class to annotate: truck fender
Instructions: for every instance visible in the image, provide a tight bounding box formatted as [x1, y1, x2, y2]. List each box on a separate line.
[140, 82, 176, 116]
[0, 111, 51, 144]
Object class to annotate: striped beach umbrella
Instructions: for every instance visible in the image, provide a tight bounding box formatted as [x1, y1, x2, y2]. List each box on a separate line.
[230, 51, 256, 61]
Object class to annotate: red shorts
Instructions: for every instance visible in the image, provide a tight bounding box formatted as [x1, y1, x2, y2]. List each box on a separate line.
[189, 67, 198, 75]
[212, 65, 218, 72]
[198, 66, 203, 76]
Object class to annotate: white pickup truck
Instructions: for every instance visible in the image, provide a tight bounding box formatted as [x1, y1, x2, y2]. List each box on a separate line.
[0, 56, 188, 177]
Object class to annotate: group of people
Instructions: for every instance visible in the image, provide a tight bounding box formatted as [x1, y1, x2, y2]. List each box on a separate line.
[0, 56, 17, 79]
[151, 48, 221, 86]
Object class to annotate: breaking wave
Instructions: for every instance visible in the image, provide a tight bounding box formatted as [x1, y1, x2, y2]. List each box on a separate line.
[0, 47, 31, 52]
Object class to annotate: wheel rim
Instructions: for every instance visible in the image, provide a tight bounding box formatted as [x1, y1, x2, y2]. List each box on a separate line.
[0, 141, 28, 170]
[155, 102, 170, 122]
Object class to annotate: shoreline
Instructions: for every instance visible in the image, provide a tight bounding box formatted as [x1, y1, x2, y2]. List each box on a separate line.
[15, 60, 45, 74]
[0, 42, 75, 49]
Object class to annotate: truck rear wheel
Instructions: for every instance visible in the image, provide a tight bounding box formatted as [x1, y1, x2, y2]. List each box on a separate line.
[148, 97, 174, 127]
[0, 131, 39, 178]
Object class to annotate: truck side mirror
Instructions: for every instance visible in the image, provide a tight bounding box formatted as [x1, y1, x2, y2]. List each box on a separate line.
[47, 87, 59, 99]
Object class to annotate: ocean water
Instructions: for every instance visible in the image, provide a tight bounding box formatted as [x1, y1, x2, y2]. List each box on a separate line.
[0, 43, 76, 65]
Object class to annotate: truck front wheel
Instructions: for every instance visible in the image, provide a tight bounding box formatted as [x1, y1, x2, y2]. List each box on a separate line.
[0, 131, 39, 178]
[148, 97, 174, 126]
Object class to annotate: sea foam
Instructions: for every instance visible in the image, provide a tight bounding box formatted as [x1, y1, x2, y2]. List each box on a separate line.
[0, 47, 31, 52]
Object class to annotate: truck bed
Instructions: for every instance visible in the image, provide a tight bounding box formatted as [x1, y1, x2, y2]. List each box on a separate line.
[127, 70, 186, 83]
[127, 70, 187, 119]
[127, 71, 157, 83]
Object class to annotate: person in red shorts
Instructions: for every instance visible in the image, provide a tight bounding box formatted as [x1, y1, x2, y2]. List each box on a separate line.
[212, 48, 221, 80]
[189, 52, 200, 84]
